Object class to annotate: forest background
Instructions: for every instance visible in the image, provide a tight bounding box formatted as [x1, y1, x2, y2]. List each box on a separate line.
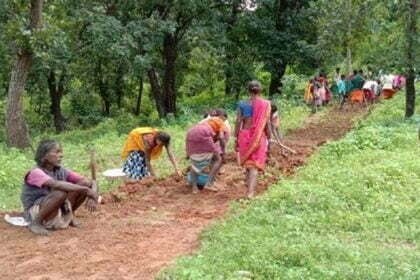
[0, 0, 418, 210]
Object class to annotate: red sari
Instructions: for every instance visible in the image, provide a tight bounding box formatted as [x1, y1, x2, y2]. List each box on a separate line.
[238, 97, 271, 170]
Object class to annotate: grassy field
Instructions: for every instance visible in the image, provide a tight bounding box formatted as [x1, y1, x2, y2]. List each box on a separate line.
[160, 93, 420, 279]
[0, 99, 310, 211]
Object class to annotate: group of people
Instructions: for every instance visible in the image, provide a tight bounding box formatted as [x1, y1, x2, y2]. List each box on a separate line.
[21, 80, 280, 235]
[121, 80, 280, 197]
[305, 68, 406, 110]
[304, 72, 333, 112]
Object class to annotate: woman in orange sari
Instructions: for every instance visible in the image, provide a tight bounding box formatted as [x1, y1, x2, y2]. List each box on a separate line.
[234, 81, 271, 198]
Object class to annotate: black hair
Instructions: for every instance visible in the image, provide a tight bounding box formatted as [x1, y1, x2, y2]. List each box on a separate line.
[202, 109, 211, 119]
[340, 74, 345, 79]
[211, 108, 228, 119]
[336, 67, 340, 72]
[35, 139, 60, 166]
[359, 69, 363, 74]
[353, 70, 357, 75]
[156, 132, 171, 146]
[248, 80, 262, 94]
[271, 103, 278, 114]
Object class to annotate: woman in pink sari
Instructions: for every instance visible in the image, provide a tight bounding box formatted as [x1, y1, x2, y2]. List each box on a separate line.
[234, 80, 271, 198]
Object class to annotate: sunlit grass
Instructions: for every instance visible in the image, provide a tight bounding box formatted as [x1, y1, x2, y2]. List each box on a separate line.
[160, 93, 420, 279]
[0, 100, 309, 211]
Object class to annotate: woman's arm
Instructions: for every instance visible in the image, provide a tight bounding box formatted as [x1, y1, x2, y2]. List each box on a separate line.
[166, 145, 181, 176]
[217, 132, 226, 156]
[76, 178, 99, 212]
[233, 108, 242, 138]
[142, 134, 156, 176]
[144, 150, 155, 176]
[265, 117, 273, 157]
[234, 109, 242, 151]
[43, 179, 98, 200]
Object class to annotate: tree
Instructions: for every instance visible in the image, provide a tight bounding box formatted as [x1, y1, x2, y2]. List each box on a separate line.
[348, 0, 417, 117]
[404, 0, 417, 118]
[5, 0, 44, 148]
[248, 0, 316, 96]
[77, 7, 128, 116]
[138, 0, 216, 117]
[0, 2, 11, 98]
[220, 0, 250, 97]
[315, 0, 375, 73]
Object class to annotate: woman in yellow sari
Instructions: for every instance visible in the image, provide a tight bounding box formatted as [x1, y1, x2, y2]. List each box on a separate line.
[121, 127, 181, 180]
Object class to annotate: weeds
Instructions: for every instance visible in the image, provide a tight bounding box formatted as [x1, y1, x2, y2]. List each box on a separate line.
[160, 94, 420, 279]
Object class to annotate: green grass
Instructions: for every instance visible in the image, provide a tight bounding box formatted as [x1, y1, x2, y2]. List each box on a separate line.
[159, 93, 420, 280]
[0, 100, 309, 211]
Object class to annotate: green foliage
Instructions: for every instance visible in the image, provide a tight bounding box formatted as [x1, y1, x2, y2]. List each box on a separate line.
[281, 72, 310, 103]
[160, 94, 420, 279]
[178, 47, 225, 98]
[0, 98, 308, 211]
[0, 100, 6, 142]
[0, 145, 32, 210]
[67, 86, 105, 128]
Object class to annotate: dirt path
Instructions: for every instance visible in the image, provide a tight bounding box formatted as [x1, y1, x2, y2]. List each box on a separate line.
[0, 106, 366, 280]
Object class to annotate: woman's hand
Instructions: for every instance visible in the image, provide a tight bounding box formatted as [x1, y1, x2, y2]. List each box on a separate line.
[85, 198, 98, 212]
[86, 188, 99, 201]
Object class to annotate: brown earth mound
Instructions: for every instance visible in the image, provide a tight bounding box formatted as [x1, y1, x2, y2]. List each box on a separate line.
[0, 106, 366, 280]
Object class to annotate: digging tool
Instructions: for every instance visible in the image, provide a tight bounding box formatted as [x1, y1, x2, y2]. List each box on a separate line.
[88, 147, 102, 204]
[269, 139, 297, 154]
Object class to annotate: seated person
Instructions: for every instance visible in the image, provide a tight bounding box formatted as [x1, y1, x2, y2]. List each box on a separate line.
[21, 140, 99, 236]
[186, 116, 226, 193]
[121, 127, 181, 180]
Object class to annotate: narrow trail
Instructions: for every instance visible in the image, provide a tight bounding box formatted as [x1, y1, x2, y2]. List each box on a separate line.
[0, 106, 367, 280]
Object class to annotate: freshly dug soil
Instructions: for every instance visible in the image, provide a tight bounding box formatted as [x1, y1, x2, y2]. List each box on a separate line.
[0, 106, 366, 280]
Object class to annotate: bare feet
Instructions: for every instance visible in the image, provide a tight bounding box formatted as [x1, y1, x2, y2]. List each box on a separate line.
[247, 190, 255, 199]
[204, 185, 219, 192]
[192, 186, 199, 194]
[29, 223, 50, 236]
[213, 181, 225, 191]
[70, 219, 81, 228]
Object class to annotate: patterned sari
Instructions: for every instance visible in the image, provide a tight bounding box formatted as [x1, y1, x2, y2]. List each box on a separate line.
[121, 127, 163, 179]
[238, 97, 271, 170]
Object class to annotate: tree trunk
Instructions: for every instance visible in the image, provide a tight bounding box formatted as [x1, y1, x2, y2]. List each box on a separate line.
[47, 70, 66, 132]
[224, 1, 240, 96]
[269, 64, 286, 97]
[5, 0, 44, 148]
[5, 53, 32, 148]
[224, 63, 234, 96]
[162, 33, 177, 116]
[405, 0, 417, 118]
[95, 62, 111, 116]
[346, 0, 352, 75]
[346, 45, 352, 75]
[147, 68, 165, 118]
[115, 64, 124, 109]
[100, 84, 111, 116]
[134, 76, 143, 116]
